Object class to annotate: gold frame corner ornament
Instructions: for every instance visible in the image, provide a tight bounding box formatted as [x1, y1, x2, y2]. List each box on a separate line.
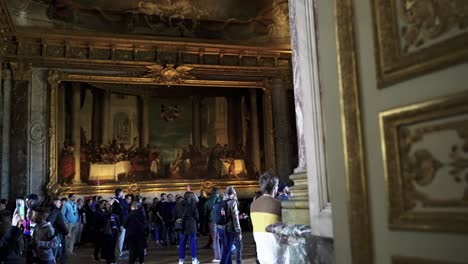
[372, 0, 468, 88]
[392, 256, 467, 264]
[46, 71, 275, 196]
[380, 91, 468, 233]
[335, 0, 373, 263]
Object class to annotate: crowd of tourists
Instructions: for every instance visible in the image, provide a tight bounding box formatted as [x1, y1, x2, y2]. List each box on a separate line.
[0, 172, 291, 264]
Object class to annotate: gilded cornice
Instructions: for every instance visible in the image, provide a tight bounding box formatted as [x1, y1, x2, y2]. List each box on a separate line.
[2, 28, 291, 72]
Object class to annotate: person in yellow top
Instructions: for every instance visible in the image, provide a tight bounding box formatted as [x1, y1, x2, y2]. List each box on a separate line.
[250, 172, 284, 264]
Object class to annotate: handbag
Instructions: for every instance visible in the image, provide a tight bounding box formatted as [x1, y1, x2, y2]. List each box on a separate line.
[174, 205, 189, 231]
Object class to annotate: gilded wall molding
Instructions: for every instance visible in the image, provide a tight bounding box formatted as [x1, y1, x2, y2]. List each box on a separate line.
[373, 0, 468, 87]
[335, 0, 373, 263]
[46, 70, 276, 197]
[380, 91, 468, 233]
[392, 256, 467, 264]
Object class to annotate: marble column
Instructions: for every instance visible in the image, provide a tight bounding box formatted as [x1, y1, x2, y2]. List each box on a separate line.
[91, 90, 101, 144]
[1, 67, 11, 198]
[272, 77, 293, 183]
[249, 89, 261, 173]
[101, 90, 111, 145]
[282, 0, 310, 225]
[142, 95, 150, 147]
[72, 83, 81, 183]
[192, 96, 201, 150]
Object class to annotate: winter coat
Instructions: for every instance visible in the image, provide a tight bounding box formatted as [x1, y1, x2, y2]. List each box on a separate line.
[174, 200, 199, 235]
[0, 226, 22, 264]
[31, 222, 58, 261]
[46, 206, 69, 236]
[123, 209, 146, 239]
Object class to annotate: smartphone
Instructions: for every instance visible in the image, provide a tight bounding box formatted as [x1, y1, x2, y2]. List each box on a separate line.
[16, 199, 25, 218]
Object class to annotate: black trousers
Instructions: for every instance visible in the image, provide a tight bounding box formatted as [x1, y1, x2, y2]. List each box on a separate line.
[127, 235, 145, 264]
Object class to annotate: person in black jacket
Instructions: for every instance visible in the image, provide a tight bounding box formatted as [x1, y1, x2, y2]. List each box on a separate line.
[174, 192, 199, 264]
[0, 209, 23, 264]
[93, 200, 107, 262]
[123, 202, 146, 264]
[46, 198, 69, 263]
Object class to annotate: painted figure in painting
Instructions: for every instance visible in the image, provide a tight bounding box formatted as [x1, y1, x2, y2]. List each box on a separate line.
[59, 145, 76, 185]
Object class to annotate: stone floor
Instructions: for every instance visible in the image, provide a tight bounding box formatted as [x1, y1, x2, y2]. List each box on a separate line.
[67, 233, 258, 264]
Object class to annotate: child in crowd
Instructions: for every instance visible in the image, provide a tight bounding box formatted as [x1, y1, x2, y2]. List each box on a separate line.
[30, 206, 59, 264]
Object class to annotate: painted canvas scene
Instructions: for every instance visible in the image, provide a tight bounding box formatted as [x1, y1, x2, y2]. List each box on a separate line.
[57, 82, 264, 186]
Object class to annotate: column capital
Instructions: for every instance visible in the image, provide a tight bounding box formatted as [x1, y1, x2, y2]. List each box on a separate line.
[48, 70, 63, 86]
[9, 62, 32, 81]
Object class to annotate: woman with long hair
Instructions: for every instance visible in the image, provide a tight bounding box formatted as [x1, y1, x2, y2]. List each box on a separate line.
[174, 191, 199, 264]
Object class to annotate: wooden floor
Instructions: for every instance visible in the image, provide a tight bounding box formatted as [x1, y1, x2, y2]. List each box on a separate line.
[67, 233, 258, 264]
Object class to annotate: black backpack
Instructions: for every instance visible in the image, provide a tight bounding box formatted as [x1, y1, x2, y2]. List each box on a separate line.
[211, 199, 230, 225]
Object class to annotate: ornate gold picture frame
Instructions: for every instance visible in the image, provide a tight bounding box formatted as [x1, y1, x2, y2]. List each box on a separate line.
[373, 0, 468, 87]
[380, 91, 468, 233]
[46, 70, 275, 197]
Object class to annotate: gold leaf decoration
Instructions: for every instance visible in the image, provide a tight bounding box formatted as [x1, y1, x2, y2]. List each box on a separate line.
[143, 64, 196, 86]
[400, 0, 468, 52]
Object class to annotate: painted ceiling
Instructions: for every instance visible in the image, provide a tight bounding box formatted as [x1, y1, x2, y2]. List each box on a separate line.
[6, 0, 290, 44]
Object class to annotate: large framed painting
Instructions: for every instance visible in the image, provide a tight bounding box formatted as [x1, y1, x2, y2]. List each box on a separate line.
[373, 0, 468, 87]
[46, 69, 275, 196]
[380, 91, 468, 233]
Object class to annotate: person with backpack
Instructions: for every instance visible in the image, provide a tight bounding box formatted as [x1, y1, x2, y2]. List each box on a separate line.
[217, 186, 242, 264]
[204, 187, 221, 263]
[174, 192, 199, 264]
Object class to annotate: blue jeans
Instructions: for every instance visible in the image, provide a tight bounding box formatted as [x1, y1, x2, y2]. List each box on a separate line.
[178, 232, 197, 260]
[218, 227, 236, 264]
[209, 223, 221, 260]
[234, 235, 243, 264]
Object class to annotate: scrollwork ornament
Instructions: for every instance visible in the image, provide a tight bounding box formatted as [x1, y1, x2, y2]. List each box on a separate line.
[48, 70, 63, 86]
[126, 183, 141, 195]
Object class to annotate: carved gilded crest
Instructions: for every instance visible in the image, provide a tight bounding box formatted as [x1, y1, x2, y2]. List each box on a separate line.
[143, 64, 196, 86]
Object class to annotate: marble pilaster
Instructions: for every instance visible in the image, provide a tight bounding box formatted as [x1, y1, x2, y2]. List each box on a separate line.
[1, 67, 11, 198]
[28, 69, 48, 196]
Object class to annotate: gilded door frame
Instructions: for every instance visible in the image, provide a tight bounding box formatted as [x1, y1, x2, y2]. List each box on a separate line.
[335, 0, 373, 263]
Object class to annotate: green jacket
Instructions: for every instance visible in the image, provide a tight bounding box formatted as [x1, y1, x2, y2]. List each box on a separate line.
[203, 194, 221, 223]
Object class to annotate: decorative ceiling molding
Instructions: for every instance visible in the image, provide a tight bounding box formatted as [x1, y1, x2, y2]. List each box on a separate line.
[0, 0, 15, 56]
[0, 0, 15, 36]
